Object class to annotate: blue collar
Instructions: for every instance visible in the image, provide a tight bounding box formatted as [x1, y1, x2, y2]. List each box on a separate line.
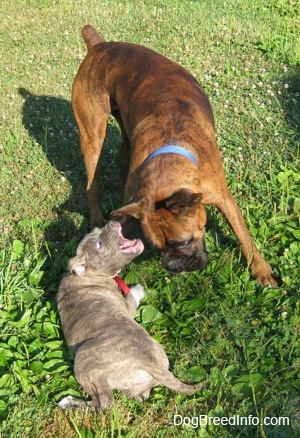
[144, 145, 198, 166]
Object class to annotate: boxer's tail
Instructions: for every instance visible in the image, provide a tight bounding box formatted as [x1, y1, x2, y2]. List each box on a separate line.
[81, 25, 105, 51]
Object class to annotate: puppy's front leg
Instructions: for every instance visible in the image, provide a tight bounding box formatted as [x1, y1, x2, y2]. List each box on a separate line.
[125, 284, 145, 316]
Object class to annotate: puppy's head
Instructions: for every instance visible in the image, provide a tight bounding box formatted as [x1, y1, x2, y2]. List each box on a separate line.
[111, 188, 208, 274]
[68, 221, 144, 277]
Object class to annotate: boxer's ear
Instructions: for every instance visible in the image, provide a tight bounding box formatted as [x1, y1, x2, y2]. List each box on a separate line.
[68, 253, 87, 276]
[156, 188, 202, 213]
[110, 199, 145, 222]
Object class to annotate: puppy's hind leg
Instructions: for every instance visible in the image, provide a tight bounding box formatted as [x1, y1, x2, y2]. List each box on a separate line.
[74, 354, 114, 410]
[58, 384, 113, 411]
[58, 395, 94, 410]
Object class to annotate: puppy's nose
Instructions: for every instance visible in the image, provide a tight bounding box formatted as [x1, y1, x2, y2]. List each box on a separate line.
[107, 221, 121, 231]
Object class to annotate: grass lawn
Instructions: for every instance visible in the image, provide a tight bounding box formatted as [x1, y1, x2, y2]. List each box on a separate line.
[0, 0, 299, 436]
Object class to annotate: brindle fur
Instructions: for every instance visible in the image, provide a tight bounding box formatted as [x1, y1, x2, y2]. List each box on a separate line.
[72, 25, 279, 286]
[57, 222, 205, 410]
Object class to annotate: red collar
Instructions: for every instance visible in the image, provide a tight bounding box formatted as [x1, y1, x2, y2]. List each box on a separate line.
[113, 276, 131, 295]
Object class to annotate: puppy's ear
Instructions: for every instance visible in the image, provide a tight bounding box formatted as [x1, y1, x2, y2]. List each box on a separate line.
[155, 188, 202, 213]
[68, 253, 87, 276]
[110, 199, 145, 222]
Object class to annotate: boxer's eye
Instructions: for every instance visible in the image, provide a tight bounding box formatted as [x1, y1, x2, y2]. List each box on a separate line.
[177, 238, 193, 249]
[169, 237, 193, 249]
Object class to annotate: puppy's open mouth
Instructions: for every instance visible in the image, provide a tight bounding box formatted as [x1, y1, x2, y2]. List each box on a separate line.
[118, 227, 144, 254]
[119, 235, 139, 252]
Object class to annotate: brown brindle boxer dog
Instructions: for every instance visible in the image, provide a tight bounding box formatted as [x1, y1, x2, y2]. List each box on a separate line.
[72, 24, 279, 287]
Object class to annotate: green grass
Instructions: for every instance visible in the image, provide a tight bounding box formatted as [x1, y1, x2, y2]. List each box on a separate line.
[0, 0, 299, 436]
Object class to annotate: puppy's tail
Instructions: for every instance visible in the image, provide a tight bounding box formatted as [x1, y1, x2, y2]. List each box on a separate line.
[152, 369, 206, 394]
[81, 25, 105, 51]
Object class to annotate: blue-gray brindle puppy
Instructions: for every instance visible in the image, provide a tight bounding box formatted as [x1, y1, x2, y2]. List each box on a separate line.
[57, 221, 205, 410]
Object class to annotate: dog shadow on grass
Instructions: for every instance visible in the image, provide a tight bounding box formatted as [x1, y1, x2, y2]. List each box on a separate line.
[18, 88, 126, 283]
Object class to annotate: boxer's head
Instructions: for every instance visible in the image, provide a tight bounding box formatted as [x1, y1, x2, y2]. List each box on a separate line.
[111, 188, 208, 274]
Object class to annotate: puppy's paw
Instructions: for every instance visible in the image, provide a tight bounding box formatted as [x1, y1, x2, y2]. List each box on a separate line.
[59, 395, 77, 410]
[129, 284, 145, 307]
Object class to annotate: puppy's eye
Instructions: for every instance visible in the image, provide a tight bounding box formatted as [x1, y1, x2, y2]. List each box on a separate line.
[96, 241, 102, 250]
